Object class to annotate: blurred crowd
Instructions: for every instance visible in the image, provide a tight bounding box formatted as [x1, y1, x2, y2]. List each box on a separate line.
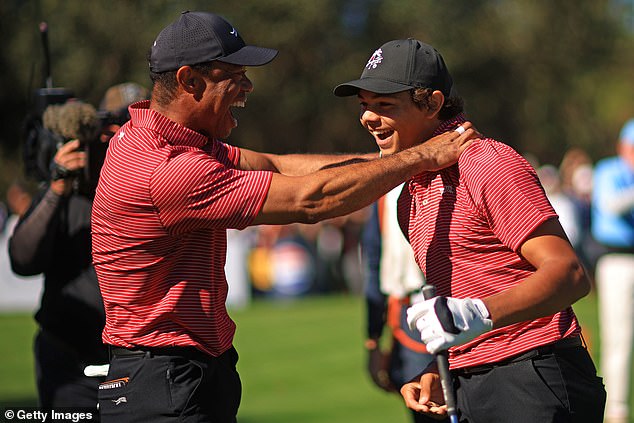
[532, 147, 600, 278]
[225, 209, 369, 307]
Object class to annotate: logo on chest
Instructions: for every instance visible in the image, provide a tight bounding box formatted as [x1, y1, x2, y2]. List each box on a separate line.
[420, 184, 456, 206]
[439, 185, 455, 195]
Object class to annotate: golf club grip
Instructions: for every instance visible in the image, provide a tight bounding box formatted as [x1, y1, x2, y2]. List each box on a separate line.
[421, 284, 458, 422]
[436, 351, 458, 421]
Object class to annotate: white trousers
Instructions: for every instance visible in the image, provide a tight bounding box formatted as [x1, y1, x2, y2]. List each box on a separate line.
[597, 253, 634, 420]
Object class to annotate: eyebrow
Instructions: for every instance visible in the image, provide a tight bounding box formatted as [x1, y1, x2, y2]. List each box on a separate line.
[215, 61, 246, 72]
[357, 92, 396, 101]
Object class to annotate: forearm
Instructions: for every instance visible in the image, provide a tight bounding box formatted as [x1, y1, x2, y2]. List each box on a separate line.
[9, 188, 62, 274]
[253, 124, 474, 225]
[257, 147, 434, 225]
[243, 150, 377, 175]
[478, 218, 591, 328]
[484, 257, 589, 328]
[313, 147, 443, 216]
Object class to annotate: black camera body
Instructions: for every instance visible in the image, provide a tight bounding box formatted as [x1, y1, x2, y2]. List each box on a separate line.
[23, 90, 109, 197]
[97, 107, 131, 128]
[22, 87, 75, 183]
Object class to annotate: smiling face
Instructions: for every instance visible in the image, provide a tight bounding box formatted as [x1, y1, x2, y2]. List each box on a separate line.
[188, 61, 254, 139]
[358, 89, 440, 156]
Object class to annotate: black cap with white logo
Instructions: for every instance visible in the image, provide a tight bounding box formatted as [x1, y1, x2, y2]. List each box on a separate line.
[149, 11, 278, 73]
[334, 39, 453, 97]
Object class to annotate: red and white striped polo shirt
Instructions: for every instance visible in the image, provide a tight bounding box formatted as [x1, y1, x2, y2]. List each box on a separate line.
[398, 117, 581, 370]
[91, 101, 272, 357]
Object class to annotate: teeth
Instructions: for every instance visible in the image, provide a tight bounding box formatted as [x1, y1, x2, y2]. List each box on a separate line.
[231, 100, 246, 108]
[371, 129, 392, 136]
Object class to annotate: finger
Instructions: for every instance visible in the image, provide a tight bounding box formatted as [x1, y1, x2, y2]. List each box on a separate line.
[407, 303, 431, 327]
[419, 327, 437, 344]
[60, 153, 87, 168]
[56, 155, 87, 172]
[427, 405, 449, 420]
[58, 139, 82, 153]
[425, 338, 444, 355]
[415, 401, 447, 418]
[457, 131, 476, 149]
[463, 122, 482, 138]
[417, 375, 433, 405]
[401, 383, 425, 411]
[55, 141, 84, 162]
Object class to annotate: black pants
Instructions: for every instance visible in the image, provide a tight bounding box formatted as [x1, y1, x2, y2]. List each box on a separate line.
[453, 344, 606, 423]
[34, 330, 104, 411]
[98, 346, 241, 423]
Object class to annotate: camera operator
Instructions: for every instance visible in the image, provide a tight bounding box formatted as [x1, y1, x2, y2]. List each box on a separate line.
[8, 83, 147, 409]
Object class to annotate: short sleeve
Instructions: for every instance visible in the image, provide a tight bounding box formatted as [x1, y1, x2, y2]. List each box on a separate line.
[151, 143, 272, 233]
[460, 140, 556, 251]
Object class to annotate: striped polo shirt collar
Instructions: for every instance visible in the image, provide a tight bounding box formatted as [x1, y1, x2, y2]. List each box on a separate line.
[432, 113, 467, 137]
[129, 100, 211, 148]
[408, 113, 468, 182]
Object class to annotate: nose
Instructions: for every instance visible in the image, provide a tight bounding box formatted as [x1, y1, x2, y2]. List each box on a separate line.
[360, 108, 380, 125]
[241, 75, 254, 93]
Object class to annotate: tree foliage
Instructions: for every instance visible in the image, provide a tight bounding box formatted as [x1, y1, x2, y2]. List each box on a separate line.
[1, 0, 633, 193]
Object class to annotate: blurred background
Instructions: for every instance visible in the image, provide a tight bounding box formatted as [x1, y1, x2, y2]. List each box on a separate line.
[1, 0, 634, 421]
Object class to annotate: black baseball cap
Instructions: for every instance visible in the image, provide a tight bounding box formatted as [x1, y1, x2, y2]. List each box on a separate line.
[334, 39, 453, 97]
[149, 11, 278, 73]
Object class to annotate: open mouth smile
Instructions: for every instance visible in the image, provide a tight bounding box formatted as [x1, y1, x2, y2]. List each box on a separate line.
[229, 100, 246, 125]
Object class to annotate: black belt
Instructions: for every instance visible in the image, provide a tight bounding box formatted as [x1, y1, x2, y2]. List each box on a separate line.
[454, 336, 583, 376]
[109, 345, 214, 361]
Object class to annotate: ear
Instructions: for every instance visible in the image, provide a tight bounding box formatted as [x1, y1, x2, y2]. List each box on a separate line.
[175, 66, 200, 94]
[428, 90, 445, 117]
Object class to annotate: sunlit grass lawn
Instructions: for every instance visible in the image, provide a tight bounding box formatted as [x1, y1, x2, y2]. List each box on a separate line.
[0, 291, 628, 422]
[232, 294, 409, 422]
[0, 313, 38, 406]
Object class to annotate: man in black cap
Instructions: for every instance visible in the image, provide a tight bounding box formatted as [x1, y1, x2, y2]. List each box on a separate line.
[92, 13, 476, 422]
[334, 39, 606, 422]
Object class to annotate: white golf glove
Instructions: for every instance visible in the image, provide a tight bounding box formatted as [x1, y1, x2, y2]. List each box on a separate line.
[407, 297, 493, 354]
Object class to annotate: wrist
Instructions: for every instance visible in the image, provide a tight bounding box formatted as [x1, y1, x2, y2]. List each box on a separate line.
[51, 177, 76, 196]
[364, 338, 379, 351]
[50, 179, 68, 196]
[471, 298, 491, 319]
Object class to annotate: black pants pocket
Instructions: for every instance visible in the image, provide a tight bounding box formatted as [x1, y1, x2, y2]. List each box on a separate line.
[98, 355, 202, 422]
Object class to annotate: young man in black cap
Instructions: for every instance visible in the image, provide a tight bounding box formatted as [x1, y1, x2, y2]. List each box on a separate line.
[92, 13, 476, 422]
[334, 39, 606, 422]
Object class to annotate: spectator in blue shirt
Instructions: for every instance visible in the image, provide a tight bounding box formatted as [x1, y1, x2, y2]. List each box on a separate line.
[592, 118, 634, 423]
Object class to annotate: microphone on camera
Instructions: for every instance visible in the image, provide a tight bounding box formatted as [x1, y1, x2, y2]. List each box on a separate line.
[42, 100, 100, 143]
[41, 101, 106, 197]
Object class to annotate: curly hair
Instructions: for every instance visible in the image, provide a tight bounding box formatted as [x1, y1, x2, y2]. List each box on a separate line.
[411, 88, 464, 121]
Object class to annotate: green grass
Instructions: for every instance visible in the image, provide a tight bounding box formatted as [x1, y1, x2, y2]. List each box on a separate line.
[572, 291, 601, 361]
[0, 292, 628, 422]
[232, 295, 409, 422]
[0, 314, 38, 406]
